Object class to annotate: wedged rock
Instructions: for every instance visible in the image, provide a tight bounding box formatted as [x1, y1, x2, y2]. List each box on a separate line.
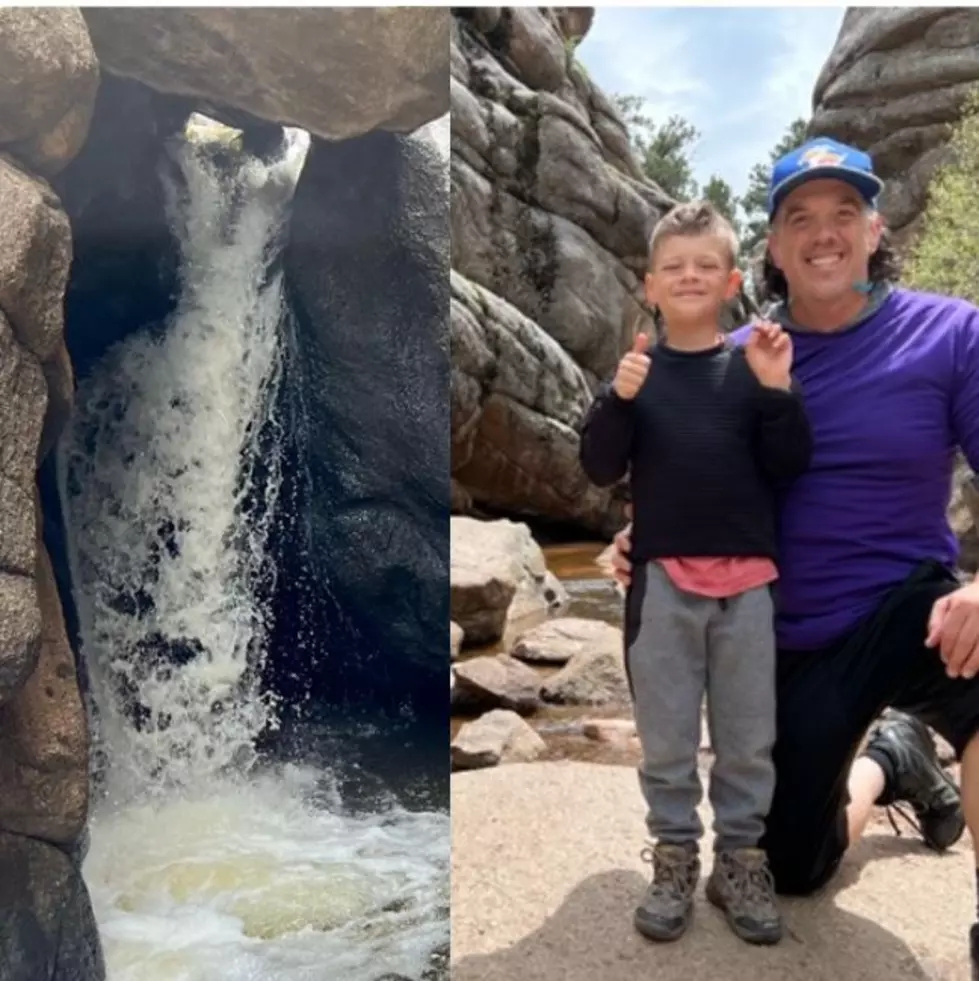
[83, 8, 449, 140]
[451, 622, 464, 662]
[0, 830, 103, 981]
[0, 8, 99, 176]
[541, 645, 629, 707]
[451, 709, 546, 770]
[451, 272, 627, 535]
[810, 7, 979, 243]
[0, 534, 88, 844]
[450, 516, 568, 645]
[0, 157, 72, 364]
[512, 617, 621, 666]
[286, 126, 449, 714]
[452, 655, 542, 716]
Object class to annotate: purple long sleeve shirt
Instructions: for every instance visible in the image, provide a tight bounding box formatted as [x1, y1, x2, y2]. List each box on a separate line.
[729, 287, 979, 651]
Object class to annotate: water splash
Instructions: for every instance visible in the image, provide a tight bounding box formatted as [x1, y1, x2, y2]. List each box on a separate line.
[58, 116, 311, 802]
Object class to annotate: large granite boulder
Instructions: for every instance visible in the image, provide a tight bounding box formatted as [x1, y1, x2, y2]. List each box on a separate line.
[83, 8, 449, 141]
[810, 7, 979, 246]
[0, 8, 98, 176]
[285, 125, 449, 718]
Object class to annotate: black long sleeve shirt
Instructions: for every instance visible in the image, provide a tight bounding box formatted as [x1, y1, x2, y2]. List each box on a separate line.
[579, 339, 812, 564]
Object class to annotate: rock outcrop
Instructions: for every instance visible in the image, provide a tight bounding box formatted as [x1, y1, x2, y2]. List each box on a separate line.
[82, 8, 448, 142]
[450, 7, 672, 535]
[0, 10, 98, 976]
[810, 7, 979, 246]
[285, 124, 449, 718]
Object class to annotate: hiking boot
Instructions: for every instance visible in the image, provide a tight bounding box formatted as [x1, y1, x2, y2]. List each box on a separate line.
[705, 847, 782, 945]
[864, 709, 965, 852]
[634, 841, 700, 942]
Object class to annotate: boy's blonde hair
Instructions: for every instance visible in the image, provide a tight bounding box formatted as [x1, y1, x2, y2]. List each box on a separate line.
[647, 200, 739, 270]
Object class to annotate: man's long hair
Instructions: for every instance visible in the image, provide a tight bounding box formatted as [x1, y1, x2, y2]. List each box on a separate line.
[753, 226, 904, 307]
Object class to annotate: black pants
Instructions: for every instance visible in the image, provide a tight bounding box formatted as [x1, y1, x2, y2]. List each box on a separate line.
[762, 560, 979, 896]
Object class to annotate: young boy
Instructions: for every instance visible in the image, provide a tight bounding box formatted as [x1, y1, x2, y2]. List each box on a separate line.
[579, 201, 812, 946]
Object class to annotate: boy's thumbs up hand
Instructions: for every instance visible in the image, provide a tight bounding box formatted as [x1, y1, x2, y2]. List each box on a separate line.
[612, 332, 651, 400]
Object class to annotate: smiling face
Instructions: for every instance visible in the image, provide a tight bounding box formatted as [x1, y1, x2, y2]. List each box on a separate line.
[768, 178, 882, 312]
[644, 232, 741, 329]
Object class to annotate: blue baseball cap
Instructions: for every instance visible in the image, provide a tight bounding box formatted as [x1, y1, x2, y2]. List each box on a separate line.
[767, 137, 884, 219]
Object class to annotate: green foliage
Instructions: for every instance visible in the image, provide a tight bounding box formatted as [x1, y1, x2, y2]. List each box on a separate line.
[903, 88, 979, 303]
[701, 174, 740, 236]
[612, 95, 701, 201]
[738, 117, 808, 260]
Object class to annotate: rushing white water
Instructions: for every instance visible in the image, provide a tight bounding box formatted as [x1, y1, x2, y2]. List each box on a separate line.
[57, 115, 448, 980]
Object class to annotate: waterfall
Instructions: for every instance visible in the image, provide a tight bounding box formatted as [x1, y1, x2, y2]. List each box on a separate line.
[56, 115, 448, 981]
[58, 115, 310, 801]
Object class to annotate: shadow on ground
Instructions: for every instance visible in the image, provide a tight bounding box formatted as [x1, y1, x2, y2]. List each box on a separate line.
[452, 763, 971, 981]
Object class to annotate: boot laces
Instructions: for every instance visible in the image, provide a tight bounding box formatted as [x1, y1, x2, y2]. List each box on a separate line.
[723, 852, 777, 917]
[641, 845, 695, 902]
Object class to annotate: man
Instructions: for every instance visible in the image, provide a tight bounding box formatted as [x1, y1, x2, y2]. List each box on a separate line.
[600, 136, 979, 970]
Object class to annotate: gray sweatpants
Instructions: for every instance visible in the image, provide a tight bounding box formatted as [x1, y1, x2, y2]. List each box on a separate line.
[625, 561, 777, 852]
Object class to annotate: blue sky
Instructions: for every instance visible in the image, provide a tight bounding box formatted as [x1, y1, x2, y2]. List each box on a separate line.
[577, 6, 845, 201]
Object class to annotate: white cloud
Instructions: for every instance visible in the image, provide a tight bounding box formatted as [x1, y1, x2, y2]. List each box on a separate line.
[577, 9, 707, 124]
[576, 7, 846, 200]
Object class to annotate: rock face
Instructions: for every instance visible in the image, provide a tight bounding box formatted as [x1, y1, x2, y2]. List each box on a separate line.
[285, 126, 449, 718]
[0, 8, 99, 176]
[83, 8, 449, 141]
[0, 830, 103, 981]
[0, 529, 88, 844]
[0, 156, 74, 708]
[810, 7, 979, 246]
[450, 8, 673, 534]
[0, 9, 100, 975]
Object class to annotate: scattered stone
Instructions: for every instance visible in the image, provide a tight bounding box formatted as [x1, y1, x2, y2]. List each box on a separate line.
[451, 710, 546, 770]
[452, 655, 541, 715]
[582, 719, 636, 743]
[512, 617, 621, 666]
[450, 622, 464, 661]
[541, 647, 630, 707]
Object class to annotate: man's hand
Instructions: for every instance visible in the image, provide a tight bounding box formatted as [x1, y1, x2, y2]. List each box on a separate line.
[612, 333, 651, 400]
[610, 522, 634, 587]
[926, 581, 979, 678]
[745, 319, 792, 390]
